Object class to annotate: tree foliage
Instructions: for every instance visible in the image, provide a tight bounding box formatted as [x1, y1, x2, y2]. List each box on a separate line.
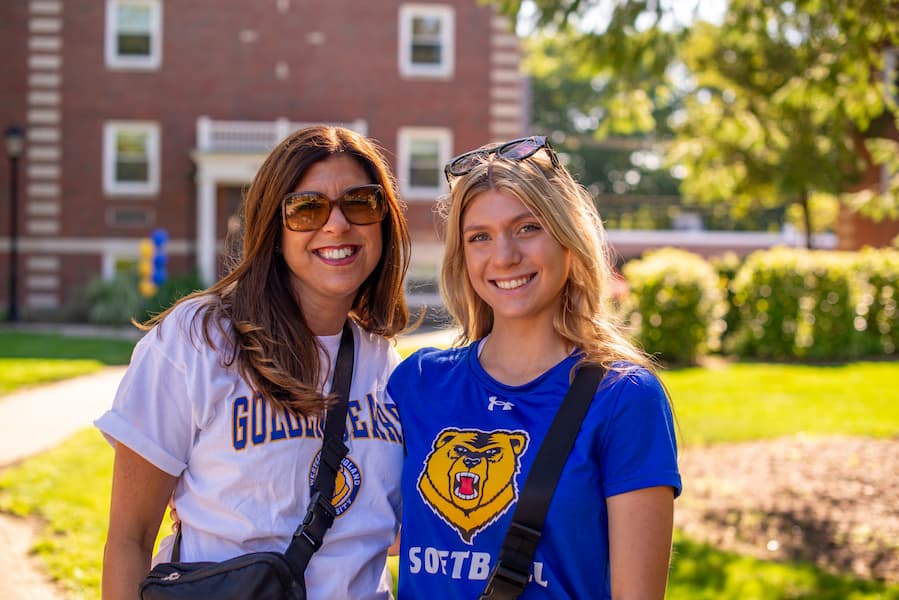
[494, 0, 899, 243]
[525, 30, 688, 230]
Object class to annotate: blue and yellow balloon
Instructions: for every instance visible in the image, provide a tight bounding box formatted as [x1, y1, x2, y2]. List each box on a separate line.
[139, 228, 168, 298]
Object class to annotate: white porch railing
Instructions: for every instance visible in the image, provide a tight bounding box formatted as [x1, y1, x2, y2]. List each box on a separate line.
[195, 116, 368, 153]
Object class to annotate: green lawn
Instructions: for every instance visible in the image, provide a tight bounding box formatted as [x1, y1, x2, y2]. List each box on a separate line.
[661, 361, 899, 445]
[0, 358, 106, 395]
[0, 331, 135, 394]
[666, 532, 899, 599]
[0, 331, 136, 364]
[1, 331, 897, 599]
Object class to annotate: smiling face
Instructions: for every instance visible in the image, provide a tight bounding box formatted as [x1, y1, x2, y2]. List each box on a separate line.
[461, 189, 571, 330]
[281, 154, 383, 330]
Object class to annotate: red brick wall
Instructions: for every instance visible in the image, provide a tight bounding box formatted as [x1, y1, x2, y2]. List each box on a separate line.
[838, 115, 899, 249]
[57, 0, 497, 240]
[1, 0, 511, 311]
[0, 0, 29, 241]
[837, 207, 899, 249]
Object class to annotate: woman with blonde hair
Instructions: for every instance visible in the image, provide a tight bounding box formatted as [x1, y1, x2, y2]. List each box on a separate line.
[388, 136, 681, 599]
[98, 125, 410, 599]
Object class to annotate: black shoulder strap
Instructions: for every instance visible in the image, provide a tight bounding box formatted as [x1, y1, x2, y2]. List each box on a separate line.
[169, 323, 355, 568]
[480, 364, 605, 600]
[283, 322, 355, 578]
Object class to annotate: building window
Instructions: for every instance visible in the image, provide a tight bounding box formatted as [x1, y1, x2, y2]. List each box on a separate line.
[398, 128, 452, 199]
[885, 47, 899, 106]
[105, 0, 162, 70]
[103, 121, 160, 196]
[398, 4, 455, 79]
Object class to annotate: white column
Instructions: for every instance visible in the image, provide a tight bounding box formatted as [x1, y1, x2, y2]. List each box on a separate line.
[275, 117, 291, 144]
[197, 172, 217, 285]
[197, 115, 212, 151]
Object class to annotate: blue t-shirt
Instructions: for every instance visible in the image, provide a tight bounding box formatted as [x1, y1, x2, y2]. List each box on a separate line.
[387, 343, 682, 600]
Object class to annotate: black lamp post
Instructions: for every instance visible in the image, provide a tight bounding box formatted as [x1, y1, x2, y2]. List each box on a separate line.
[4, 124, 25, 322]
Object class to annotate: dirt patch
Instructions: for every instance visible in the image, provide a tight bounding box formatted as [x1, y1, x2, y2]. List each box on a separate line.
[0, 513, 68, 599]
[676, 435, 899, 583]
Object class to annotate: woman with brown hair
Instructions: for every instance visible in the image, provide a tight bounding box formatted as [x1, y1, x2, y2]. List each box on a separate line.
[97, 125, 410, 599]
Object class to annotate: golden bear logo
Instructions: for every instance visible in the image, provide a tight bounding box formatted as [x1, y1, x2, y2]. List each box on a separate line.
[417, 428, 529, 544]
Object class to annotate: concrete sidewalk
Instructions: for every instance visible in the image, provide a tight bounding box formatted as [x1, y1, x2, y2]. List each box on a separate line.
[0, 366, 128, 468]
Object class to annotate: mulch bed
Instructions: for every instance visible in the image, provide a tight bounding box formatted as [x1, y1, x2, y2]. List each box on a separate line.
[675, 435, 899, 584]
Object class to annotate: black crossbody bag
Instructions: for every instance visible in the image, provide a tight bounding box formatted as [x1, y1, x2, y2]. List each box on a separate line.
[139, 324, 355, 600]
[479, 364, 605, 600]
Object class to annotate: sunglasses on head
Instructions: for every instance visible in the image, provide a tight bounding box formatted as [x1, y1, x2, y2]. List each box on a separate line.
[443, 135, 561, 182]
[282, 184, 387, 232]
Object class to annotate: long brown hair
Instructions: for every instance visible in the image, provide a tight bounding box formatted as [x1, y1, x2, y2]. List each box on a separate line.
[438, 148, 653, 374]
[145, 125, 411, 416]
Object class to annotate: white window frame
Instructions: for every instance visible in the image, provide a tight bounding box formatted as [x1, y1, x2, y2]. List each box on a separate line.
[103, 121, 160, 196]
[105, 0, 162, 70]
[398, 4, 455, 79]
[397, 127, 452, 200]
[881, 47, 899, 193]
[102, 253, 139, 280]
[884, 47, 899, 105]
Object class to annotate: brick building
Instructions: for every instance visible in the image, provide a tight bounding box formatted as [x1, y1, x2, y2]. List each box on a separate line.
[837, 47, 899, 250]
[0, 0, 526, 318]
[836, 125, 899, 250]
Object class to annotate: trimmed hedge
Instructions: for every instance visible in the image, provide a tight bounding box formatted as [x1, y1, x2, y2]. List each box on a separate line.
[622, 248, 726, 364]
[853, 248, 899, 356]
[729, 247, 899, 360]
[709, 251, 743, 345]
[622, 247, 897, 362]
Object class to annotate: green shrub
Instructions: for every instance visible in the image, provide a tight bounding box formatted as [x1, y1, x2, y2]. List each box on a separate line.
[709, 252, 743, 343]
[729, 247, 898, 360]
[728, 248, 807, 359]
[83, 271, 146, 325]
[623, 248, 726, 364]
[854, 248, 899, 355]
[793, 252, 859, 359]
[70, 270, 207, 326]
[141, 271, 205, 320]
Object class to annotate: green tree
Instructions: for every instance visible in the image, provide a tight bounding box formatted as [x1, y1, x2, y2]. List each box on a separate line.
[494, 0, 899, 246]
[525, 30, 686, 229]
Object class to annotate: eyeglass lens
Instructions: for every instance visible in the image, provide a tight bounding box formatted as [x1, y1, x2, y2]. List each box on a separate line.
[446, 136, 551, 179]
[498, 138, 543, 159]
[283, 184, 386, 232]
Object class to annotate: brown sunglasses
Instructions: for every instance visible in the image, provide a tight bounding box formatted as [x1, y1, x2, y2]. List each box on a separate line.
[282, 184, 387, 232]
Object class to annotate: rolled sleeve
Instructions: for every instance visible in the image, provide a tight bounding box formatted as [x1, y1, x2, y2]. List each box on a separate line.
[95, 410, 186, 476]
[94, 331, 194, 476]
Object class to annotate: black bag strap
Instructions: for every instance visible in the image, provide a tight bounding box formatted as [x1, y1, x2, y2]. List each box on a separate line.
[283, 322, 355, 578]
[169, 322, 355, 574]
[480, 364, 605, 600]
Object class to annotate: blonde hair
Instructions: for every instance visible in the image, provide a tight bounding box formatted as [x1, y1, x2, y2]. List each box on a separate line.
[145, 125, 411, 416]
[438, 148, 652, 374]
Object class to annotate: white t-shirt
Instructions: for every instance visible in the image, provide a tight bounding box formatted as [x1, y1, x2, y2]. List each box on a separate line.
[95, 299, 403, 600]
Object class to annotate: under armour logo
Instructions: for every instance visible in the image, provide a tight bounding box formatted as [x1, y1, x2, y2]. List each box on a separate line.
[487, 396, 514, 412]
